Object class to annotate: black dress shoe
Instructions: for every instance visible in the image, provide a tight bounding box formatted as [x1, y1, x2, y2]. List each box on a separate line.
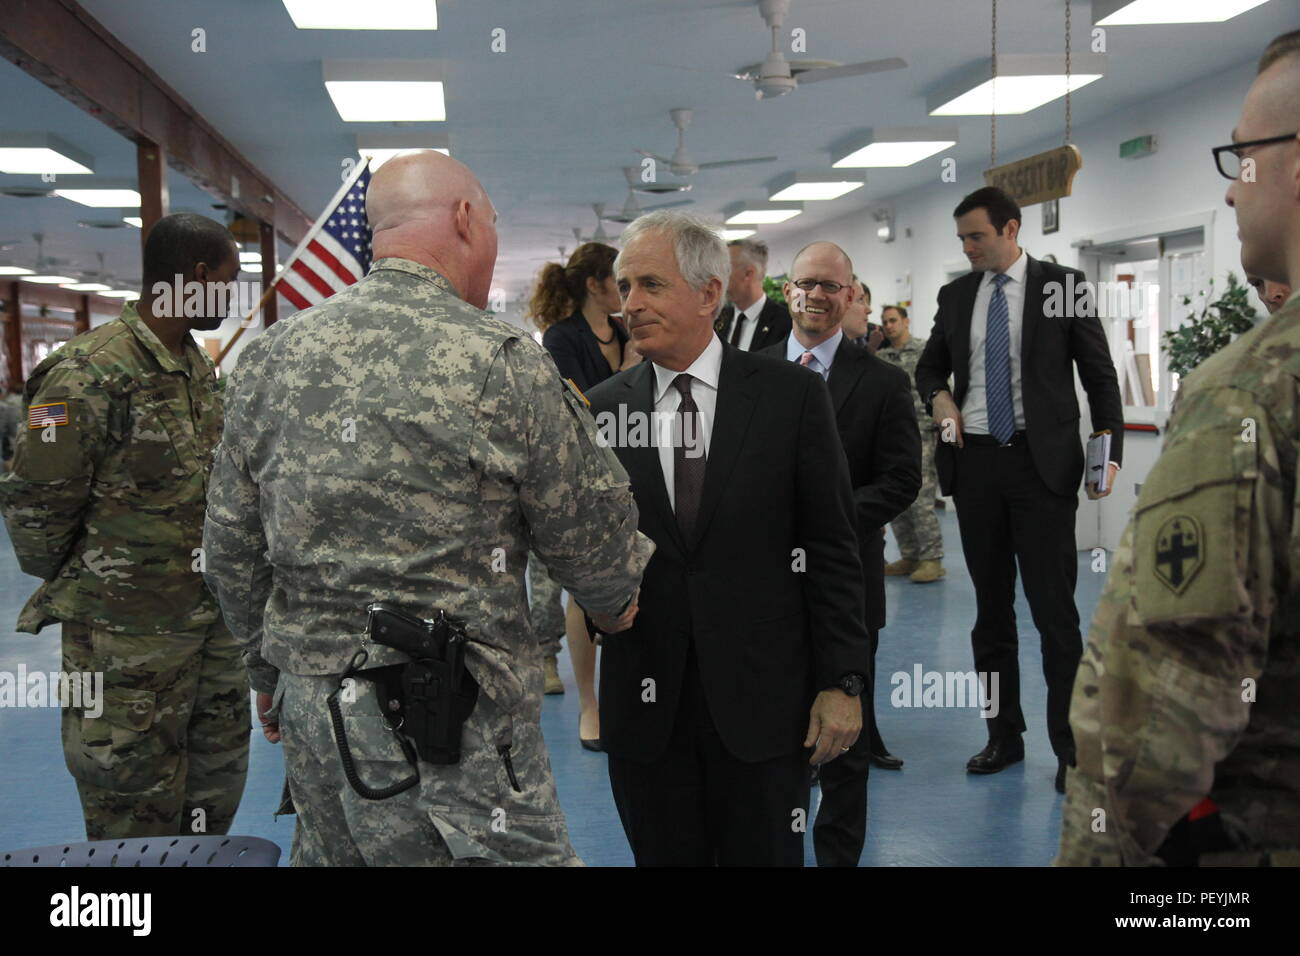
[870, 751, 904, 770]
[580, 737, 603, 753]
[966, 738, 1024, 774]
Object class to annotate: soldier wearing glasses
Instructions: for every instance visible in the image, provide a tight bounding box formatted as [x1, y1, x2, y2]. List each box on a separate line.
[1058, 30, 1300, 866]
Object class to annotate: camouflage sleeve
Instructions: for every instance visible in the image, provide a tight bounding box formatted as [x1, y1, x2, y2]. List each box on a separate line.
[511, 344, 654, 617]
[202, 363, 277, 694]
[0, 363, 111, 580]
[1057, 390, 1280, 866]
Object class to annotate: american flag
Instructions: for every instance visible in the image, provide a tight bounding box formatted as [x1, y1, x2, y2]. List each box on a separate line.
[276, 163, 373, 311]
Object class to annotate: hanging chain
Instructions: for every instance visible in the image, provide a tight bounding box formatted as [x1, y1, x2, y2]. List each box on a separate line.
[1064, 0, 1072, 145]
[991, 0, 998, 167]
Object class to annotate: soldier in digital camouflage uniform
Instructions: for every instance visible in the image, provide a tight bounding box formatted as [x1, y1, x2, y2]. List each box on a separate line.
[0, 213, 248, 840]
[877, 305, 945, 583]
[1057, 32, 1300, 866]
[203, 151, 653, 867]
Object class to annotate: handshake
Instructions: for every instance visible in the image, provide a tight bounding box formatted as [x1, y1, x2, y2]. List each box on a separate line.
[583, 588, 640, 637]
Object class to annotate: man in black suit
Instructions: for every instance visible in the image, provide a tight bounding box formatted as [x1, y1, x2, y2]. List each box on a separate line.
[587, 211, 870, 866]
[713, 237, 792, 351]
[760, 241, 920, 866]
[914, 187, 1124, 793]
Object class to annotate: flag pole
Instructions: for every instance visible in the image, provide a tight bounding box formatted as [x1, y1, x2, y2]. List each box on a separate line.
[216, 158, 372, 369]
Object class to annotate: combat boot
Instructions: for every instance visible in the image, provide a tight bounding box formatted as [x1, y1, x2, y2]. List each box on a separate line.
[910, 560, 946, 583]
[543, 654, 564, 694]
[884, 558, 917, 576]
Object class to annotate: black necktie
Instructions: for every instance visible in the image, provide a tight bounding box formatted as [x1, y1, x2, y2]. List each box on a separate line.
[672, 373, 707, 539]
[729, 311, 746, 347]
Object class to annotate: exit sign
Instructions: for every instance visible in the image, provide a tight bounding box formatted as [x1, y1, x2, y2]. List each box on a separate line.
[1120, 135, 1157, 160]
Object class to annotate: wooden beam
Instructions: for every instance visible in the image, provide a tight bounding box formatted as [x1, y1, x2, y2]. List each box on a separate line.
[74, 294, 90, 336]
[260, 220, 278, 328]
[0, 0, 312, 246]
[3, 282, 22, 389]
[136, 139, 169, 250]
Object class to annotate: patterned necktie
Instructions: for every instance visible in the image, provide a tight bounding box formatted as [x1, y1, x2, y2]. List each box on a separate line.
[985, 273, 1015, 444]
[672, 373, 707, 539]
[729, 311, 746, 347]
[799, 350, 824, 380]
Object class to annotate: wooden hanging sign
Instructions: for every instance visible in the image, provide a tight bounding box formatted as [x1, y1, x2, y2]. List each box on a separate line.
[984, 145, 1083, 207]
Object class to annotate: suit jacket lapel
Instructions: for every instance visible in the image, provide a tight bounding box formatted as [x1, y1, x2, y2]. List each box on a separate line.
[826, 337, 865, 415]
[690, 347, 757, 549]
[955, 272, 979, 390]
[619, 363, 685, 556]
[1020, 255, 1044, 372]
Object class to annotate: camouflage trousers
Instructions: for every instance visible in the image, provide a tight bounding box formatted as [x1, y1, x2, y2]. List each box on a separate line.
[60, 618, 250, 841]
[528, 555, 566, 658]
[889, 427, 944, 561]
[274, 670, 582, 866]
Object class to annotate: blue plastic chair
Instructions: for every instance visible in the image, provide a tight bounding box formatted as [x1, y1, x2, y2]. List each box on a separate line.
[2, 834, 281, 867]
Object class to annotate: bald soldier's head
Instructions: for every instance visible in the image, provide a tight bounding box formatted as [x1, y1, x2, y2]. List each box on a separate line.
[1227, 31, 1300, 292]
[366, 150, 499, 310]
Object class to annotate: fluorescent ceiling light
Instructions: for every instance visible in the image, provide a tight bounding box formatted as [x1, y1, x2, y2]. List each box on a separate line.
[0, 266, 34, 276]
[0, 133, 94, 175]
[720, 229, 757, 240]
[62, 282, 112, 292]
[932, 74, 1101, 115]
[123, 216, 142, 228]
[769, 181, 862, 201]
[283, 0, 437, 30]
[1093, 0, 1270, 24]
[724, 205, 802, 225]
[26, 275, 76, 284]
[53, 188, 142, 208]
[101, 290, 139, 298]
[323, 60, 446, 122]
[928, 53, 1106, 116]
[239, 252, 263, 265]
[832, 127, 958, 168]
[834, 142, 953, 167]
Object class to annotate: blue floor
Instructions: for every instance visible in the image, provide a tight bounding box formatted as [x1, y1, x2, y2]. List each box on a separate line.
[0, 508, 1107, 866]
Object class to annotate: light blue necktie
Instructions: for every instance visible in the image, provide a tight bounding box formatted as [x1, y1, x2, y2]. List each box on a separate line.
[985, 273, 1015, 444]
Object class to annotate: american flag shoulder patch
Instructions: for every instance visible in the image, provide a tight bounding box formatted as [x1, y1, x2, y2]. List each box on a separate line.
[28, 402, 70, 428]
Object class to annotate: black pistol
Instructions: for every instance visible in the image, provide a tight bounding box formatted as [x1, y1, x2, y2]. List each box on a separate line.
[327, 602, 479, 800]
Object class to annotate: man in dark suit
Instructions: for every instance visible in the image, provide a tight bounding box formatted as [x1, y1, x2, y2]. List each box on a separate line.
[586, 211, 870, 866]
[914, 187, 1124, 794]
[713, 237, 792, 351]
[760, 241, 920, 866]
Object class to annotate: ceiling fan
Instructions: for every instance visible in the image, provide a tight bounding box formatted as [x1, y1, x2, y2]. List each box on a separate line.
[732, 0, 906, 100]
[572, 204, 619, 245]
[636, 108, 776, 178]
[603, 167, 694, 224]
[529, 245, 569, 262]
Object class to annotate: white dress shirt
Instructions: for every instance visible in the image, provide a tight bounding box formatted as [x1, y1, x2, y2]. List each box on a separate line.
[962, 249, 1028, 434]
[651, 333, 723, 510]
[784, 328, 843, 381]
[727, 294, 767, 352]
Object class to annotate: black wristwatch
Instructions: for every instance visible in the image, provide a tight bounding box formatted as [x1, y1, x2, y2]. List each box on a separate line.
[836, 673, 865, 697]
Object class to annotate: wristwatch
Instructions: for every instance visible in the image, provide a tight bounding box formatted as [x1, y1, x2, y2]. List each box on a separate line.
[926, 387, 948, 416]
[836, 673, 865, 697]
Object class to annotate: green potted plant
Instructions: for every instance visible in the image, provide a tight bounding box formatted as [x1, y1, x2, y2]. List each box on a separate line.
[763, 275, 787, 306]
[1162, 272, 1258, 378]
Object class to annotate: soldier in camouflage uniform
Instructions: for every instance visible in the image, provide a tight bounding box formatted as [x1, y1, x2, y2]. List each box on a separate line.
[203, 151, 653, 866]
[1058, 32, 1300, 866]
[0, 213, 248, 840]
[877, 305, 945, 583]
